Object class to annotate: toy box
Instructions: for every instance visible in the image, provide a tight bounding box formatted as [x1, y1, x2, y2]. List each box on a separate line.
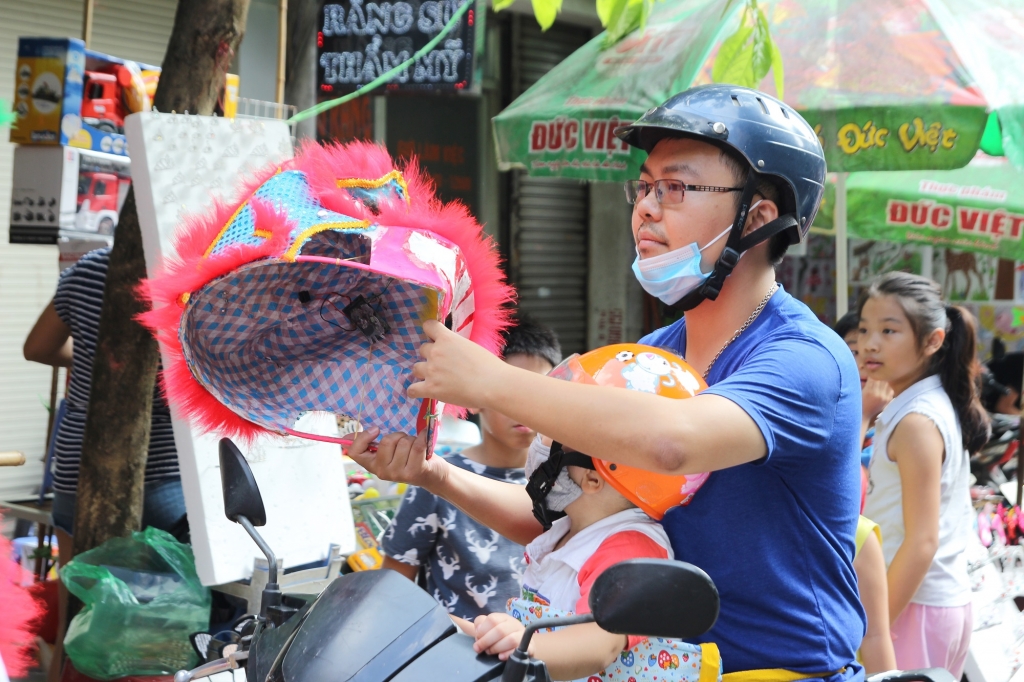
[11, 536, 59, 586]
[9, 145, 129, 244]
[11, 37, 160, 156]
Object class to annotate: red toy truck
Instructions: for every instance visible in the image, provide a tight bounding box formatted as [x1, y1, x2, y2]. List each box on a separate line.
[75, 170, 127, 235]
[80, 65, 133, 134]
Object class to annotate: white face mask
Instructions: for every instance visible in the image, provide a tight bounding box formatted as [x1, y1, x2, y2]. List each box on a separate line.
[631, 200, 762, 305]
[526, 436, 583, 514]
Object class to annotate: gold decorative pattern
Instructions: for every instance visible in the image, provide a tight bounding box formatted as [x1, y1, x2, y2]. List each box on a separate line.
[282, 221, 373, 261]
[336, 170, 410, 204]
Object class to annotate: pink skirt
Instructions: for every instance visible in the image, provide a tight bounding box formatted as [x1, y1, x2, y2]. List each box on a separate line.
[890, 601, 973, 678]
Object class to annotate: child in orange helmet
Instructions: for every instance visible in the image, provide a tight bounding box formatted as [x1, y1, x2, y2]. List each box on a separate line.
[454, 345, 718, 682]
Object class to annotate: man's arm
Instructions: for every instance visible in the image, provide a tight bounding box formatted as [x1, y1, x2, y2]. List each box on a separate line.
[408, 321, 767, 475]
[24, 301, 73, 367]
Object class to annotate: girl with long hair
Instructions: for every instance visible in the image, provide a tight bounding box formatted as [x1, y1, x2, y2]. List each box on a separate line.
[859, 272, 989, 677]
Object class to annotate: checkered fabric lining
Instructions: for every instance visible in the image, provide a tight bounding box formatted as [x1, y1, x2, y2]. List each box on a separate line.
[299, 229, 371, 262]
[180, 258, 439, 434]
[208, 170, 372, 258]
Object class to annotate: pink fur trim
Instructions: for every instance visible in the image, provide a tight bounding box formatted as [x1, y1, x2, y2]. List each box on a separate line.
[137, 180, 295, 441]
[139, 142, 514, 435]
[0, 519, 44, 677]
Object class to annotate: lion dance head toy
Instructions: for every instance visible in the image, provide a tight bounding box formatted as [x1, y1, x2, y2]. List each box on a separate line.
[139, 141, 514, 453]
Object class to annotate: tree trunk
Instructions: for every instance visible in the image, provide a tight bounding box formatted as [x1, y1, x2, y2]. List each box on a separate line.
[72, 0, 252, 558]
[285, 0, 318, 141]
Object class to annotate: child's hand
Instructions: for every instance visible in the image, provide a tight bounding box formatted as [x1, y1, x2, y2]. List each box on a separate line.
[409, 320, 509, 411]
[472, 613, 526, 660]
[346, 428, 448, 489]
[862, 379, 894, 423]
[450, 615, 476, 637]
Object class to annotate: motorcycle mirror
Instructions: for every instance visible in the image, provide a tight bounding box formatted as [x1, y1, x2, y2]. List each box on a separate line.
[219, 438, 267, 527]
[219, 439, 281, 619]
[588, 559, 719, 640]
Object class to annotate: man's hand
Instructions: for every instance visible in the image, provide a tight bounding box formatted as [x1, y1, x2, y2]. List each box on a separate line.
[472, 613, 526, 660]
[409, 320, 509, 410]
[863, 379, 894, 424]
[345, 427, 448, 489]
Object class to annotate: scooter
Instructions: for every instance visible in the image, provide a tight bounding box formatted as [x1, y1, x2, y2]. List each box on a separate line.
[970, 411, 1020, 489]
[174, 438, 958, 682]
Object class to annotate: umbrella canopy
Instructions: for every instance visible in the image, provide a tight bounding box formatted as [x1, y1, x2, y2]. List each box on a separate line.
[494, 0, 1024, 180]
[813, 159, 1024, 261]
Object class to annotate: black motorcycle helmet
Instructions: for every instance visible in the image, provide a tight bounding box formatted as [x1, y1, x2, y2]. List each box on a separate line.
[615, 84, 826, 311]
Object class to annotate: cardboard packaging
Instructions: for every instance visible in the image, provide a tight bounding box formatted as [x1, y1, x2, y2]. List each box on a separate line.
[10, 37, 159, 157]
[10, 145, 129, 244]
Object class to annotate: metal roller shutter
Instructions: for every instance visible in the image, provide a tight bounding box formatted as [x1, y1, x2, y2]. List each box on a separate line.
[509, 18, 591, 355]
[0, 1, 89, 501]
[90, 0, 177, 68]
[0, 0, 175, 500]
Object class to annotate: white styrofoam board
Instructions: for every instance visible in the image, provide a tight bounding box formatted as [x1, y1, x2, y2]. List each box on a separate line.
[125, 111, 355, 586]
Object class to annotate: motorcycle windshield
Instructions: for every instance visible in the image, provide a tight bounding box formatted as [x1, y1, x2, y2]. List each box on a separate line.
[268, 570, 467, 682]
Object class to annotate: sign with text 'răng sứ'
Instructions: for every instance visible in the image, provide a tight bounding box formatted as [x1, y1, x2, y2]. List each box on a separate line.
[318, 0, 477, 93]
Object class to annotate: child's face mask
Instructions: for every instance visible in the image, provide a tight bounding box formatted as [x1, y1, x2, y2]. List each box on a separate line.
[525, 435, 593, 530]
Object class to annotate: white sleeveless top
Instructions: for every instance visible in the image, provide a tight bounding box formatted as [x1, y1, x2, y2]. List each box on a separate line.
[862, 374, 973, 607]
[521, 508, 673, 611]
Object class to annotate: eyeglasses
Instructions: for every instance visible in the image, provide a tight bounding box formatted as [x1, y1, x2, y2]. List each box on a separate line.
[624, 179, 743, 206]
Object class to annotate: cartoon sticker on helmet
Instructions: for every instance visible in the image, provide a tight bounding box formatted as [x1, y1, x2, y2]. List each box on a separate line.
[679, 471, 710, 505]
[621, 352, 671, 393]
[622, 351, 702, 396]
[670, 364, 702, 396]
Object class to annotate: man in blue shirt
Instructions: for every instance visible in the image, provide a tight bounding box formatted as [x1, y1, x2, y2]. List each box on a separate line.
[348, 85, 866, 680]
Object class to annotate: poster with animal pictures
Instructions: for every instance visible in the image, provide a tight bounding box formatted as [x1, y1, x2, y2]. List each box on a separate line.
[779, 234, 837, 324]
[845, 240, 924, 313]
[802, 261, 836, 324]
[848, 240, 924, 285]
[804, 232, 836, 261]
[791, 258, 836, 324]
[774, 255, 798, 295]
[958, 303, 1024, 358]
[932, 248, 999, 302]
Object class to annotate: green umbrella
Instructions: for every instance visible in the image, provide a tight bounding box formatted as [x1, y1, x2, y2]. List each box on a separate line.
[493, 0, 1024, 315]
[494, 0, 1024, 178]
[813, 160, 1024, 262]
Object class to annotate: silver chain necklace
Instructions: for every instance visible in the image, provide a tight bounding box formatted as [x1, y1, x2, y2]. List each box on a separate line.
[702, 284, 779, 379]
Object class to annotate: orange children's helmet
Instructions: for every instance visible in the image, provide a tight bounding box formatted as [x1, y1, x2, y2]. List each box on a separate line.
[548, 344, 710, 520]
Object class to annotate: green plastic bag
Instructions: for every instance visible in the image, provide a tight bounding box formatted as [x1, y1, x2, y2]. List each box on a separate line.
[61, 527, 210, 680]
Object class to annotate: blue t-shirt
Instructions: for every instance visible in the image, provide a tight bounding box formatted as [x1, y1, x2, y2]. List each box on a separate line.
[641, 287, 865, 679]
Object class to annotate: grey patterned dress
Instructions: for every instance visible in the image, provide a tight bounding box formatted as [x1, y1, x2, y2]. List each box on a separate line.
[381, 452, 527, 620]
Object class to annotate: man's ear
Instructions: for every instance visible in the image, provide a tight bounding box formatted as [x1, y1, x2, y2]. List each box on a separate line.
[742, 198, 779, 237]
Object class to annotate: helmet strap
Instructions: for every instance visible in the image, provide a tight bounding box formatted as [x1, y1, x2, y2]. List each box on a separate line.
[525, 441, 594, 531]
[672, 172, 797, 313]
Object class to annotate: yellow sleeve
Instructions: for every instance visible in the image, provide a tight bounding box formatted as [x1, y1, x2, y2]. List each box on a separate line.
[854, 515, 881, 558]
